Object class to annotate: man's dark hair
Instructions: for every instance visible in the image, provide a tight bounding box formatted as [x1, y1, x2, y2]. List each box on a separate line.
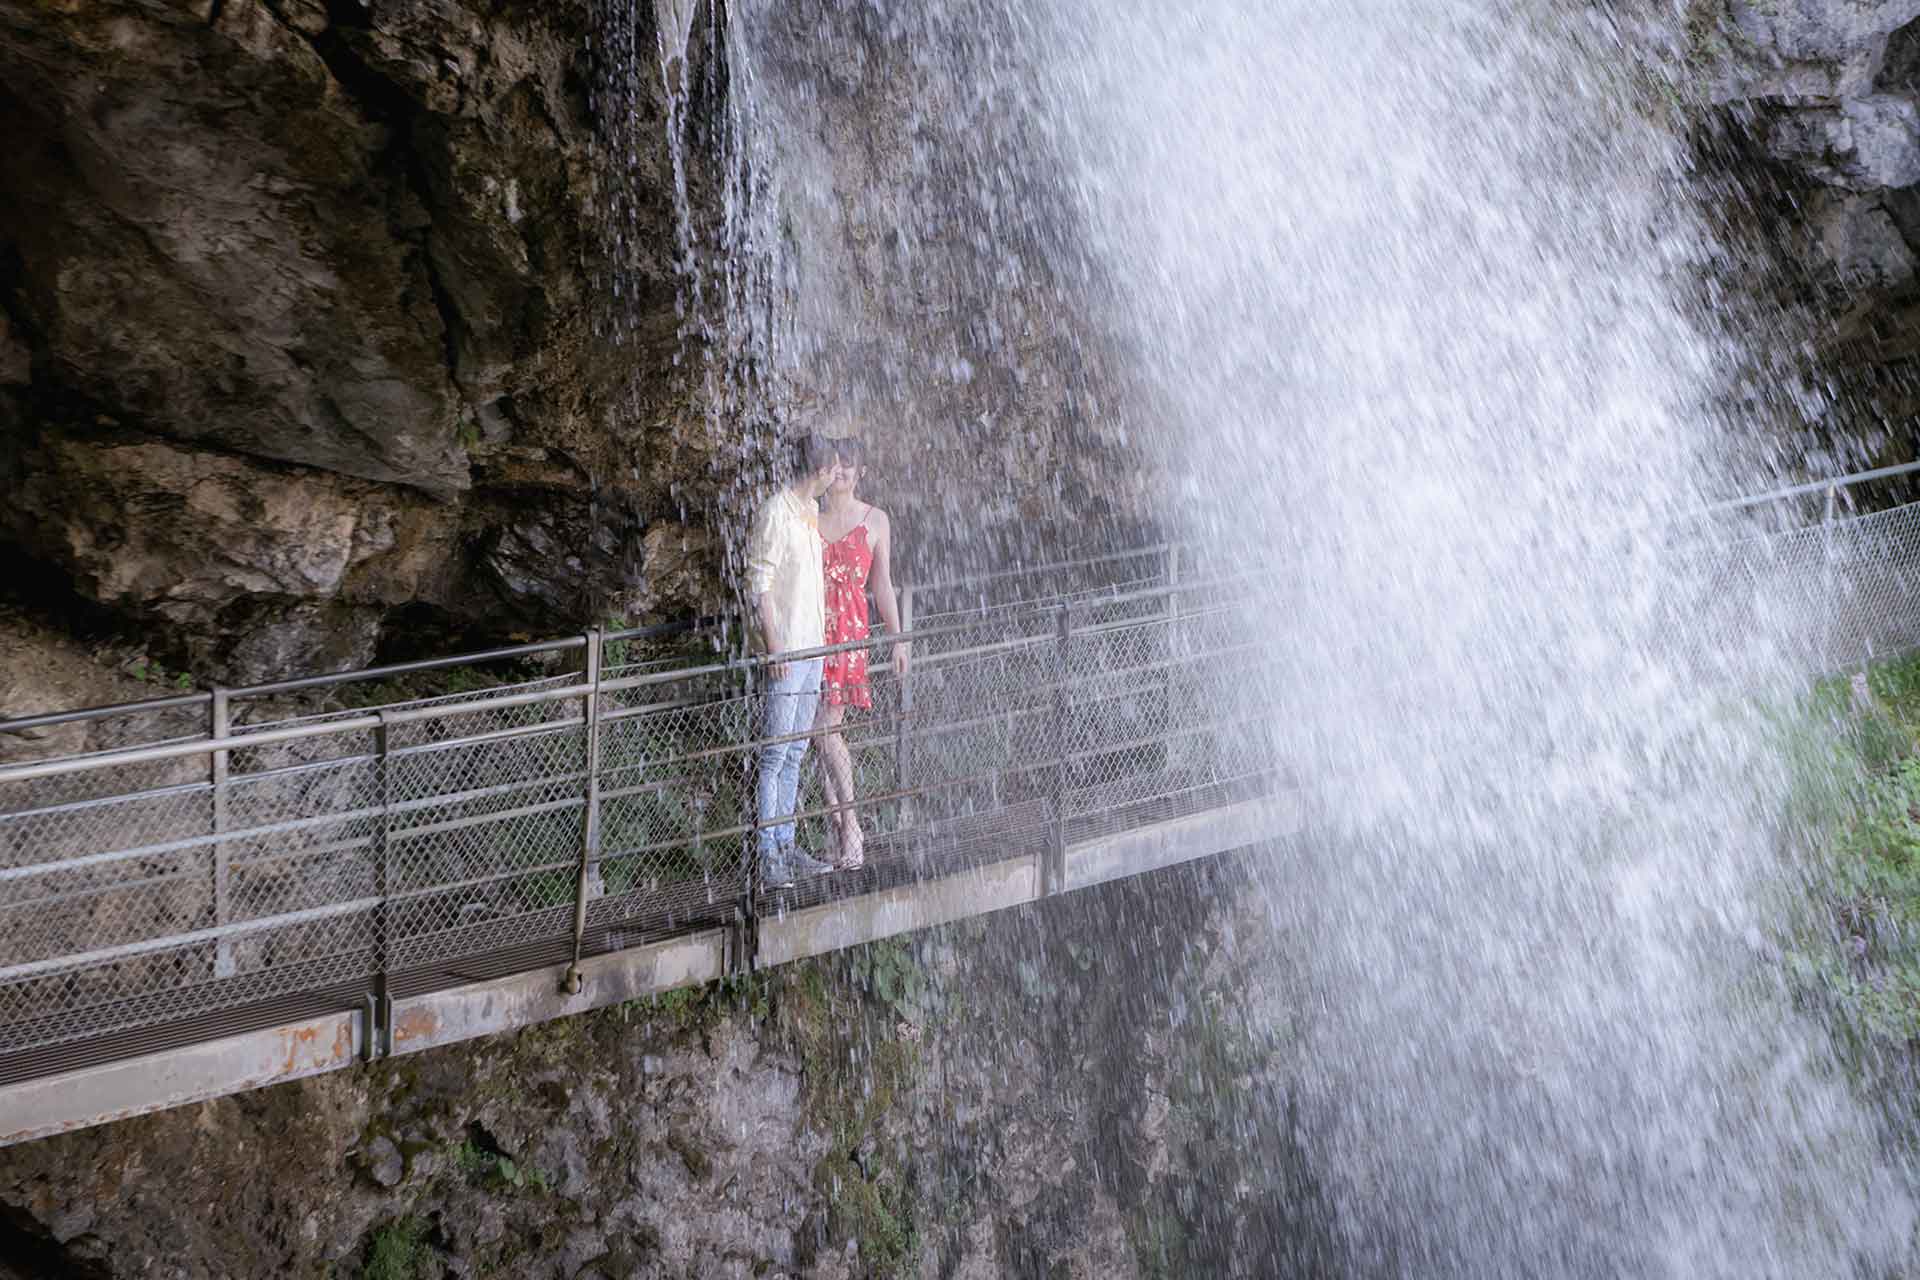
[831, 436, 866, 469]
[792, 431, 838, 480]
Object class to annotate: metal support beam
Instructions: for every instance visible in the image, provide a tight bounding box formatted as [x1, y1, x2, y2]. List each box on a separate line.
[894, 584, 914, 830]
[370, 712, 393, 1059]
[563, 630, 604, 995]
[1047, 605, 1072, 896]
[209, 687, 234, 979]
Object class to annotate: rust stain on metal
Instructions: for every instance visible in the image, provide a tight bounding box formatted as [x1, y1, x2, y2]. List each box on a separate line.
[2, 1015, 360, 1148]
[392, 1004, 441, 1046]
[272, 1018, 356, 1075]
[279, 1024, 320, 1074]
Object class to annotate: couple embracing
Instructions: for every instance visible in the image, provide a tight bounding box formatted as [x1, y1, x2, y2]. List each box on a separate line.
[744, 432, 908, 888]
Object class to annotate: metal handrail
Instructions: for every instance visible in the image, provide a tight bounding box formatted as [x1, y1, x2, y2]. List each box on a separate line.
[10, 464, 1918, 1085]
[0, 574, 1235, 788]
[0, 545, 1173, 739]
[1694, 458, 1920, 517]
[6, 456, 1917, 740]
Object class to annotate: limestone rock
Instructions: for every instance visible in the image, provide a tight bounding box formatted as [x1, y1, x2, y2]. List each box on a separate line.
[1712, 1, 1920, 99]
[1763, 92, 1920, 188]
[1807, 189, 1920, 288]
[0, 0, 682, 672]
[4, 435, 458, 682]
[360, 1135, 405, 1189]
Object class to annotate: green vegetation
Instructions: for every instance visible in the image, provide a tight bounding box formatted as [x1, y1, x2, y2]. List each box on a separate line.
[361, 1217, 429, 1280]
[1794, 650, 1920, 1048]
[847, 938, 928, 1023]
[122, 653, 194, 690]
[451, 1138, 553, 1194]
[621, 971, 772, 1029]
[785, 945, 929, 1277]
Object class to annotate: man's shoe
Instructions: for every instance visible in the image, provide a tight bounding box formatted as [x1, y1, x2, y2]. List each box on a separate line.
[785, 848, 834, 879]
[761, 852, 797, 890]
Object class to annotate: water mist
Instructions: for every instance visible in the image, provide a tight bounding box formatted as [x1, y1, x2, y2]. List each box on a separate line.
[1033, 2, 1914, 1274]
[625, 0, 1917, 1272]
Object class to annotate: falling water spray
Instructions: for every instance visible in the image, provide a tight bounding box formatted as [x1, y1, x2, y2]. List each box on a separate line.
[613, 0, 1917, 1271]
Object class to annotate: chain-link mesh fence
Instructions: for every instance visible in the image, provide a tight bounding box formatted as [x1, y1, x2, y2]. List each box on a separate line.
[6, 499, 1920, 1074]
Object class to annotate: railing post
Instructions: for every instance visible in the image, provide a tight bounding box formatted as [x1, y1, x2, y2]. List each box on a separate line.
[369, 711, 393, 1060]
[1047, 604, 1072, 896]
[209, 687, 234, 979]
[894, 584, 914, 827]
[733, 655, 762, 976]
[1820, 482, 1839, 673]
[563, 629, 604, 995]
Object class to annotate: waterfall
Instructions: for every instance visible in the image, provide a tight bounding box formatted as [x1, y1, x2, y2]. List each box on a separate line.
[605, 0, 1916, 1272]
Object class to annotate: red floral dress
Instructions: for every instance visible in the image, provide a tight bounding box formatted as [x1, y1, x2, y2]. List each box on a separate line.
[821, 516, 875, 710]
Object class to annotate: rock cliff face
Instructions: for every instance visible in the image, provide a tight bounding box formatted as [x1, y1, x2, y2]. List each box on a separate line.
[1688, 0, 1920, 452]
[0, 0, 1148, 690]
[0, 862, 1333, 1280]
[0, 0, 687, 681]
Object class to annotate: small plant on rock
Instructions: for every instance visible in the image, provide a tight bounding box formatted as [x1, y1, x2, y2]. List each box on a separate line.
[362, 1216, 428, 1280]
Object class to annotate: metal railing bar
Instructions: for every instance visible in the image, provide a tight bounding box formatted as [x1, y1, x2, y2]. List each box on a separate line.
[383, 857, 585, 904]
[598, 614, 718, 645]
[1062, 650, 1282, 699]
[596, 693, 708, 718]
[237, 673, 586, 734]
[218, 750, 380, 787]
[912, 578, 1164, 624]
[0, 895, 382, 985]
[234, 636, 590, 699]
[1063, 707, 1284, 766]
[0, 687, 591, 786]
[389, 794, 585, 843]
[597, 764, 1017, 858]
[595, 658, 737, 695]
[0, 776, 214, 824]
[0, 826, 381, 909]
[908, 543, 1174, 595]
[380, 684, 588, 726]
[0, 691, 214, 736]
[0, 803, 388, 881]
[0, 714, 385, 784]
[596, 776, 690, 804]
[1696, 458, 1920, 517]
[383, 771, 589, 821]
[384, 715, 588, 759]
[0, 833, 381, 905]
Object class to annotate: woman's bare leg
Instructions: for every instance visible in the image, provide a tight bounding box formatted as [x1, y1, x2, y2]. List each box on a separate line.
[812, 700, 863, 866]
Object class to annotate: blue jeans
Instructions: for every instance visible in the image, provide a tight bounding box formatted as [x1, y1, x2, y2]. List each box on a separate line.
[756, 657, 823, 859]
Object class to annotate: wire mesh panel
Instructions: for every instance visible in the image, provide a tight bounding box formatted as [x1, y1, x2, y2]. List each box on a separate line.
[9, 506, 1920, 1080]
[592, 686, 753, 938]
[1826, 502, 1920, 669]
[0, 723, 386, 1056]
[910, 545, 1179, 625]
[383, 699, 588, 973]
[1059, 592, 1281, 835]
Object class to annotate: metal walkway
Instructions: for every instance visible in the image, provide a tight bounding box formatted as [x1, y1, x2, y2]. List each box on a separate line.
[0, 544, 1317, 1144]
[5, 461, 1920, 1146]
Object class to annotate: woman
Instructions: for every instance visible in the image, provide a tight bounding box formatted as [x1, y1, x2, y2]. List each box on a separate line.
[813, 436, 908, 870]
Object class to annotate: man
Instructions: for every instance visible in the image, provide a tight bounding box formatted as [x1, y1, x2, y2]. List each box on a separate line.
[744, 431, 844, 887]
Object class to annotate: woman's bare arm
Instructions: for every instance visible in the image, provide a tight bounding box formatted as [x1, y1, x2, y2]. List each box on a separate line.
[868, 509, 909, 674]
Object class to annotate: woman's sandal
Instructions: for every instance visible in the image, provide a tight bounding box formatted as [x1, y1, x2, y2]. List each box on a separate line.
[835, 820, 865, 872]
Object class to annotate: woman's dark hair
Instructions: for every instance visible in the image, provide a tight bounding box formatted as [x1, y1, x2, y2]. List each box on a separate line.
[831, 436, 866, 470]
[791, 431, 839, 479]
